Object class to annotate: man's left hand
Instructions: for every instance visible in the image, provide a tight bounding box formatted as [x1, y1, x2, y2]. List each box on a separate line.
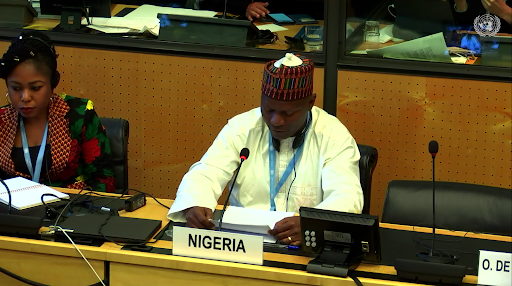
[268, 216, 301, 245]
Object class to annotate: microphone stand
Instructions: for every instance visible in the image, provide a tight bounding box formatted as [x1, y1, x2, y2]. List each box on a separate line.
[394, 141, 466, 284]
[417, 152, 456, 264]
[430, 152, 436, 256]
[218, 159, 245, 231]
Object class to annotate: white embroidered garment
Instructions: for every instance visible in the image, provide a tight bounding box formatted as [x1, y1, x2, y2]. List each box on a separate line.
[168, 106, 363, 221]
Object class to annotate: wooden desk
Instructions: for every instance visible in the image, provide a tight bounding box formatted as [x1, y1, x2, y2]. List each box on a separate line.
[349, 23, 512, 66]
[0, 188, 118, 286]
[22, 4, 317, 52]
[2, 189, 510, 286]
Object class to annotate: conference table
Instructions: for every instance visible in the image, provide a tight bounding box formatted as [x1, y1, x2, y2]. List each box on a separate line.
[0, 188, 510, 286]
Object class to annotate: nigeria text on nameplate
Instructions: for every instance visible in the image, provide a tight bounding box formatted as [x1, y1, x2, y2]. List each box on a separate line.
[172, 226, 264, 265]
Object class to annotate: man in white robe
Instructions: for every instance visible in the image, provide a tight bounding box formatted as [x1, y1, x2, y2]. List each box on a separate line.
[168, 53, 363, 245]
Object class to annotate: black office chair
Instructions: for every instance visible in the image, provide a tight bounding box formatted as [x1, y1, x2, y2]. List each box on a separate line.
[381, 180, 512, 236]
[357, 144, 378, 214]
[100, 117, 129, 194]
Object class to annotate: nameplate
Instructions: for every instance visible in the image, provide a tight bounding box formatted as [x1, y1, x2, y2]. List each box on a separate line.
[478, 250, 512, 286]
[172, 226, 263, 265]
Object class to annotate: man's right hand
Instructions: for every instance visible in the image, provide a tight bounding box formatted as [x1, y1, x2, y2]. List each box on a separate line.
[184, 206, 215, 229]
[246, 2, 270, 21]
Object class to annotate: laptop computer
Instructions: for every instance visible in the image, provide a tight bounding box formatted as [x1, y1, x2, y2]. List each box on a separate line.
[57, 213, 162, 244]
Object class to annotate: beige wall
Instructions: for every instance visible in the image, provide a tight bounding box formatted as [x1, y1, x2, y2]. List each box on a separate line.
[1, 41, 510, 216]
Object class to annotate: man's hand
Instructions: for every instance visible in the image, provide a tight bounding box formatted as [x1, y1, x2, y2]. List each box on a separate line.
[482, 0, 512, 24]
[246, 2, 269, 21]
[184, 206, 215, 229]
[268, 216, 301, 245]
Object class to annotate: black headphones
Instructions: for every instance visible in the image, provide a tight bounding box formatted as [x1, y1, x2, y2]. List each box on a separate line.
[272, 111, 312, 152]
[19, 35, 60, 89]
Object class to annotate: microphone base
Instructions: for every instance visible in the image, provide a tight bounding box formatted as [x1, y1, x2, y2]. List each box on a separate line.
[395, 257, 466, 285]
[417, 251, 458, 264]
[0, 214, 43, 236]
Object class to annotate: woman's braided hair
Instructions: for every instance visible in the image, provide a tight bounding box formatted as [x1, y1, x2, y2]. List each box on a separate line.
[0, 31, 59, 88]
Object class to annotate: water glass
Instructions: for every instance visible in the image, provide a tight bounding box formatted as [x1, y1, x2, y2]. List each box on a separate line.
[364, 21, 380, 43]
[304, 26, 323, 51]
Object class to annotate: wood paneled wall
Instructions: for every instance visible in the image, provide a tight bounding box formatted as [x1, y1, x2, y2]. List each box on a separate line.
[1, 40, 510, 216]
[337, 72, 511, 215]
[0, 42, 324, 199]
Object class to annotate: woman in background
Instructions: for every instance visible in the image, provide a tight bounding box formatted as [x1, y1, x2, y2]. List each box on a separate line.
[0, 31, 116, 192]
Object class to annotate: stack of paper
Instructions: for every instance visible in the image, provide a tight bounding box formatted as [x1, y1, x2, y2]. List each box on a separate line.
[124, 4, 217, 19]
[83, 5, 217, 35]
[366, 32, 452, 63]
[81, 17, 160, 35]
[0, 177, 69, 210]
[213, 206, 295, 243]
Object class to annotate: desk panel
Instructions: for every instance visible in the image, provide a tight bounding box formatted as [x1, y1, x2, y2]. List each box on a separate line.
[110, 262, 315, 286]
[0, 249, 105, 286]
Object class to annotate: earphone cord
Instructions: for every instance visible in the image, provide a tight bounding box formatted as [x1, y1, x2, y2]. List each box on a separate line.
[285, 153, 297, 212]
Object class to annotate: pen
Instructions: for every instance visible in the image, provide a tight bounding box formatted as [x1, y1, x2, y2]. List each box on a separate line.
[266, 244, 299, 250]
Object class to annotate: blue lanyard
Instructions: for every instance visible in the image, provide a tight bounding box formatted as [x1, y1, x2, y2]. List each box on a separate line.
[268, 132, 305, 211]
[20, 118, 49, 183]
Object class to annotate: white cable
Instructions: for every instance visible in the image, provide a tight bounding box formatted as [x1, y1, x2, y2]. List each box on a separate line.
[56, 226, 106, 286]
[387, 4, 396, 18]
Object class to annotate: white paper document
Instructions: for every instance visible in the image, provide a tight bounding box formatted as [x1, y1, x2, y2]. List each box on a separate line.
[82, 17, 160, 35]
[125, 4, 217, 19]
[366, 32, 452, 63]
[257, 24, 288, 32]
[87, 25, 132, 34]
[213, 206, 295, 243]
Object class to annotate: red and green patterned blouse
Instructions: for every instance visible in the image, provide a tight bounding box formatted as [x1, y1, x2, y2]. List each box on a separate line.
[0, 94, 116, 192]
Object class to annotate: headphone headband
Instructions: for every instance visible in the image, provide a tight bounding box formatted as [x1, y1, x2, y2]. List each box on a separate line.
[19, 35, 56, 56]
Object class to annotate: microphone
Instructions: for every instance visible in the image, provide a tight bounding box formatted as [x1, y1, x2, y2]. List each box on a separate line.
[394, 140, 465, 284]
[429, 140, 438, 158]
[417, 140, 456, 264]
[218, 148, 250, 231]
[222, 0, 228, 18]
[428, 140, 438, 256]
[0, 178, 43, 236]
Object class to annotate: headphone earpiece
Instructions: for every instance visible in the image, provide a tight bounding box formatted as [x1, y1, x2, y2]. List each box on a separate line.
[51, 70, 60, 89]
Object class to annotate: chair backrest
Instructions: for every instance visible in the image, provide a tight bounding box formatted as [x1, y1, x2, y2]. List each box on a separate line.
[100, 117, 129, 194]
[357, 144, 378, 214]
[381, 180, 512, 236]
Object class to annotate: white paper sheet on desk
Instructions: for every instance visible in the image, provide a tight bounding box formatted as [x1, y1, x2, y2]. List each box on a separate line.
[125, 4, 217, 19]
[82, 17, 160, 35]
[451, 56, 467, 64]
[87, 25, 132, 34]
[212, 206, 294, 237]
[257, 24, 288, 32]
[366, 32, 452, 63]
